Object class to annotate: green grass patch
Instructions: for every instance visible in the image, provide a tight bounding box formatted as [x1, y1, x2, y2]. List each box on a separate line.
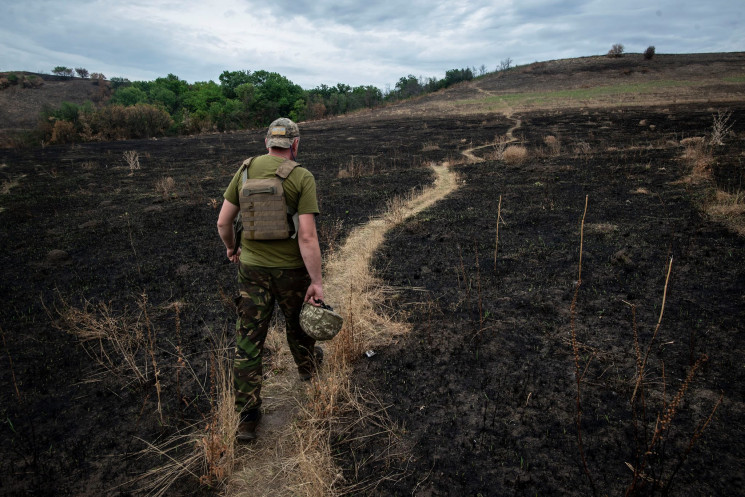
[723, 75, 745, 83]
[456, 79, 706, 110]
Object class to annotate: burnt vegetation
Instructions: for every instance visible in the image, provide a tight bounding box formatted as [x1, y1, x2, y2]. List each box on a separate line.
[0, 52, 744, 496]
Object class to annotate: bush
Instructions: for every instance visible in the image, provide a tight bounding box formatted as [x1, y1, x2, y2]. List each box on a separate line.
[51, 120, 77, 144]
[607, 44, 624, 58]
[644, 46, 656, 60]
[75, 68, 89, 78]
[502, 145, 528, 165]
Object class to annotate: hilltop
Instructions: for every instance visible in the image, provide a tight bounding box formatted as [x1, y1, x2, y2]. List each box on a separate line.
[1, 52, 743, 143]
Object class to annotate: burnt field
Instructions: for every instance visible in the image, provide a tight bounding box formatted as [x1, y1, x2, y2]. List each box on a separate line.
[1, 102, 744, 496]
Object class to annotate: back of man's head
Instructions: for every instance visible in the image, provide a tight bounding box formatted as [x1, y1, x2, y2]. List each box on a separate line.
[266, 118, 299, 149]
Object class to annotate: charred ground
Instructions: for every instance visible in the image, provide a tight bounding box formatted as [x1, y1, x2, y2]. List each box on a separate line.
[0, 53, 744, 497]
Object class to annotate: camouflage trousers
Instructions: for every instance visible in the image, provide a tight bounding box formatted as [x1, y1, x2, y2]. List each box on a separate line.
[233, 264, 316, 413]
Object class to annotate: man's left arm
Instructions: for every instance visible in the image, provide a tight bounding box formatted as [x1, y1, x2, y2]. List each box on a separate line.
[297, 213, 324, 304]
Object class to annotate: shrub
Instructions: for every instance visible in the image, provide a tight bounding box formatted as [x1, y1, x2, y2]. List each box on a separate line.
[75, 67, 89, 78]
[502, 145, 528, 165]
[644, 46, 656, 60]
[544, 135, 561, 156]
[6, 73, 19, 85]
[155, 177, 176, 199]
[607, 44, 625, 58]
[51, 120, 77, 144]
[0, 78, 10, 90]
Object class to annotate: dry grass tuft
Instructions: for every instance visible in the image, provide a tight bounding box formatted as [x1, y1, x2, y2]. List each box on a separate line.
[52, 294, 150, 386]
[337, 157, 375, 179]
[502, 145, 528, 165]
[155, 176, 176, 199]
[709, 109, 734, 146]
[421, 142, 440, 152]
[544, 135, 561, 155]
[705, 190, 745, 235]
[124, 150, 141, 175]
[681, 137, 714, 178]
[1, 174, 26, 195]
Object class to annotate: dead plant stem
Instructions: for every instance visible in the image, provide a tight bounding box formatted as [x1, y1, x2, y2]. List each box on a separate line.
[631, 257, 673, 403]
[1, 326, 21, 402]
[493, 195, 502, 270]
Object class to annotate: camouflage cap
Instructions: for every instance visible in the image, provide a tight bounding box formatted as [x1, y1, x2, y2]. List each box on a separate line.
[266, 117, 299, 148]
[299, 302, 343, 341]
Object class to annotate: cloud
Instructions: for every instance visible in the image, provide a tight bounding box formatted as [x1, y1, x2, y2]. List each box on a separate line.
[0, 0, 742, 90]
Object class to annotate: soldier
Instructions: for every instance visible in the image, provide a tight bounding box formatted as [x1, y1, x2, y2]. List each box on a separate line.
[217, 117, 324, 442]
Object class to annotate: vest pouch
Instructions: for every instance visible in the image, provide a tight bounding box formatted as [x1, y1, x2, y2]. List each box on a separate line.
[239, 177, 293, 240]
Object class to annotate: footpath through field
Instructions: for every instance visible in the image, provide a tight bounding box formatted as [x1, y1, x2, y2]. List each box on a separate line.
[228, 120, 521, 495]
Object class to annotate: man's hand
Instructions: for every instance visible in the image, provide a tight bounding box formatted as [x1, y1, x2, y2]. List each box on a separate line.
[304, 283, 324, 305]
[227, 247, 241, 264]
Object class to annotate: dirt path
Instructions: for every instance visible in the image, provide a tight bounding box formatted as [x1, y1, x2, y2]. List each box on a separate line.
[229, 114, 526, 494]
[461, 115, 522, 163]
[228, 162, 460, 496]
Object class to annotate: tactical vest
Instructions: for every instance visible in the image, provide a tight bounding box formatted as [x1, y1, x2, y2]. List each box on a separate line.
[238, 157, 300, 240]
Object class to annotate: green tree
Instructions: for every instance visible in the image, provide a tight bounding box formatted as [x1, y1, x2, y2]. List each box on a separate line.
[219, 70, 252, 99]
[110, 86, 148, 106]
[182, 80, 225, 113]
[52, 66, 74, 78]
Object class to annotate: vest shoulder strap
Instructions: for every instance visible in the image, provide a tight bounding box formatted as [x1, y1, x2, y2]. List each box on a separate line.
[240, 157, 254, 184]
[275, 160, 299, 179]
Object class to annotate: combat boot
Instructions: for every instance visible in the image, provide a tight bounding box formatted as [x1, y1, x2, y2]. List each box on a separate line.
[236, 408, 262, 443]
[299, 346, 324, 381]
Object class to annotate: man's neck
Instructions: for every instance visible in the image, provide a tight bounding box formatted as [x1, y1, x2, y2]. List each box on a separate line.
[267, 148, 293, 160]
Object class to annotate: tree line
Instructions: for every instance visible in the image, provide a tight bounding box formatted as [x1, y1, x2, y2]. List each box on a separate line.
[37, 66, 482, 143]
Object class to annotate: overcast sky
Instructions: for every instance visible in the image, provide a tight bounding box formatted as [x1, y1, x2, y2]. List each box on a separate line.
[1, 0, 742, 91]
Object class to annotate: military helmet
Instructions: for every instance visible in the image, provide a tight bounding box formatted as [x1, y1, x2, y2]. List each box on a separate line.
[299, 301, 343, 341]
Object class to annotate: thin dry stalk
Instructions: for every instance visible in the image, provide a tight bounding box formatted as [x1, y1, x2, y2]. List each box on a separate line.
[569, 194, 595, 495]
[1, 326, 21, 402]
[631, 257, 673, 403]
[626, 355, 711, 496]
[475, 245, 484, 341]
[493, 195, 502, 270]
[139, 292, 162, 423]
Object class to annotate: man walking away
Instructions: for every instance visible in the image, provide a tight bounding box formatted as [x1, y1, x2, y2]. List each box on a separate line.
[217, 117, 324, 442]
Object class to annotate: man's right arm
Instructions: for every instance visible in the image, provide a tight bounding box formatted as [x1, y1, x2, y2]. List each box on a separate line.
[217, 199, 241, 263]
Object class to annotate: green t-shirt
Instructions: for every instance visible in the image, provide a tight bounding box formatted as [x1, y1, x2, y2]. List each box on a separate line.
[224, 154, 320, 268]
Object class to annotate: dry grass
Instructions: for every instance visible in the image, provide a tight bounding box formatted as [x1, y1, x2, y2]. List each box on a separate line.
[135, 331, 239, 497]
[337, 157, 375, 179]
[709, 109, 734, 146]
[485, 136, 510, 160]
[681, 136, 714, 178]
[124, 150, 140, 175]
[502, 145, 528, 165]
[155, 176, 176, 199]
[544, 135, 561, 156]
[1, 173, 26, 194]
[705, 189, 745, 235]
[51, 293, 150, 387]
[421, 142, 440, 152]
